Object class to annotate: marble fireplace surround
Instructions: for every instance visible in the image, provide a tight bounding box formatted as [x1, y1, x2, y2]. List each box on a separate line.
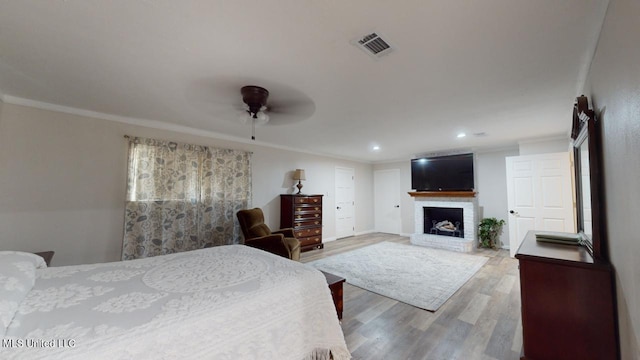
[408, 192, 478, 253]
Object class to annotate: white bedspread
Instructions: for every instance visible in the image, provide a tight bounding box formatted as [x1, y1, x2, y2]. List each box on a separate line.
[1, 246, 350, 359]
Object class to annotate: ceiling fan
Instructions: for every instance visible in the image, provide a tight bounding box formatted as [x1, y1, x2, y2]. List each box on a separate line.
[240, 85, 270, 140]
[184, 78, 316, 140]
[236, 84, 315, 140]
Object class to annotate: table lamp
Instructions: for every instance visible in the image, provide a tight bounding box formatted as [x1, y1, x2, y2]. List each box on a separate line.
[293, 169, 306, 194]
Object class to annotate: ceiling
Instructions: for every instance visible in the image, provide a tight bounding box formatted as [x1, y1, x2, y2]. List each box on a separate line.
[0, 1, 608, 162]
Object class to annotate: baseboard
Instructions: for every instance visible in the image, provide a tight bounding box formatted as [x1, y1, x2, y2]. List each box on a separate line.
[354, 229, 375, 236]
[325, 229, 406, 242]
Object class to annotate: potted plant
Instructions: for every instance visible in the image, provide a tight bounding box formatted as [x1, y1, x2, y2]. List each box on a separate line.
[478, 217, 506, 249]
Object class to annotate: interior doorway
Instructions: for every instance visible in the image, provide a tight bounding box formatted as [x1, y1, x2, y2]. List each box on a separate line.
[506, 152, 575, 257]
[335, 167, 355, 239]
[374, 169, 401, 234]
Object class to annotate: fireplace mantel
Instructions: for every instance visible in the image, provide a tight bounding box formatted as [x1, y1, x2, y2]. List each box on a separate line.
[408, 191, 477, 198]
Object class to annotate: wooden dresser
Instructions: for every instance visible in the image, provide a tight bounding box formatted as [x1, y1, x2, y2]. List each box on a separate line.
[280, 194, 323, 252]
[515, 231, 618, 360]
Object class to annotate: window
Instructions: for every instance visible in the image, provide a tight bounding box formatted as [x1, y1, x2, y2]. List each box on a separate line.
[122, 137, 251, 259]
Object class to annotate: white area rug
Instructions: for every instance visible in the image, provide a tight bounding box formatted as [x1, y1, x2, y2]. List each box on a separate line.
[308, 241, 488, 311]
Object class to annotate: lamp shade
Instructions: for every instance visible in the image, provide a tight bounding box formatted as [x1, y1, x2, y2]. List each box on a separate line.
[293, 169, 306, 181]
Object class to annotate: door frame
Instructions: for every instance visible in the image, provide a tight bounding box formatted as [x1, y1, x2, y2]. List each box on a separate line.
[374, 168, 401, 234]
[335, 167, 355, 239]
[506, 152, 575, 257]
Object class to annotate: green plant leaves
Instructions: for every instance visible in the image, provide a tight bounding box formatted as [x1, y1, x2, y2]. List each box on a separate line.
[478, 217, 505, 249]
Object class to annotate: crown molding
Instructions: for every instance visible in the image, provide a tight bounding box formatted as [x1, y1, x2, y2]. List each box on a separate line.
[517, 134, 570, 145]
[1, 94, 371, 164]
[575, 0, 610, 96]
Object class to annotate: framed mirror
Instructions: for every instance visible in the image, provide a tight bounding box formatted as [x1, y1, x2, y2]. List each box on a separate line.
[571, 95, 604, 260]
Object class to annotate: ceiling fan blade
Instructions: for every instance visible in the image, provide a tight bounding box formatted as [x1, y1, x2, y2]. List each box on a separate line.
[259, 111, 307, 126]
[185, 75, 315, 126]
[266, 98, 316, 125]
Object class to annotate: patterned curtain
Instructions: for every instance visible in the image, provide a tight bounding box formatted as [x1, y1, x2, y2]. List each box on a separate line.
[122, 137, 252, 260]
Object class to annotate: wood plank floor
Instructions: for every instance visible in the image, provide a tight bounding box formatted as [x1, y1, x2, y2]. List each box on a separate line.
[301, 233, 523, 360]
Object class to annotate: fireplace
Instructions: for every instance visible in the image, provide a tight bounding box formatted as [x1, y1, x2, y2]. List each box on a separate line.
[409, 193, 478, 253]
[424, 207, 464, 238]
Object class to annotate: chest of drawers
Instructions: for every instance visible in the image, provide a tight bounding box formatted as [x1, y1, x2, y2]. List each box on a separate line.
[515, 231, 618, 360]
[280, 194, 323, 252]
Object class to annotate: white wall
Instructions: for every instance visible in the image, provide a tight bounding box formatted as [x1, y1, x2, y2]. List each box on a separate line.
[475, 148, 520, 248]
[373, 148, 519, 248]
[0, 103, 374, 266]
[583, 0, 640, 356]
[518, 137, 570, 155]
[372, 162, 413, 235]
[251, 147, 374, 241]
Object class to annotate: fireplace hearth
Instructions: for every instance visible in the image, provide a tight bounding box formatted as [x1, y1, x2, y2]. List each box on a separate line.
[409, 194, 478, 253]
[424, 207, 464, 238]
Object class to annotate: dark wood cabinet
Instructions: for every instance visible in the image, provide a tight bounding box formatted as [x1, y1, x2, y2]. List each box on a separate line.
[280, 194, 323, 252]
[321, 271, 345, 320]
[34, 251, 55, 266]
[516, 231, 618, 360]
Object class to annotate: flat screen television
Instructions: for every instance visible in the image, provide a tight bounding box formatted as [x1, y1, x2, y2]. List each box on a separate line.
[411, 153, 474, 191]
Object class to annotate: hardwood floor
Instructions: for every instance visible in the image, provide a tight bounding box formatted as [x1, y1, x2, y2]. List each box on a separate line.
[301, 233, 523, 360]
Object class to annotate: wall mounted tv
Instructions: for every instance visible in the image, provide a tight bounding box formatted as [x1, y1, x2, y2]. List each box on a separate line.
[411, 153, 474, 191]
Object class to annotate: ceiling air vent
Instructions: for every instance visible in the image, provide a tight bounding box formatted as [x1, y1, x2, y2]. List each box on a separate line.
[354, 32, 393, 58]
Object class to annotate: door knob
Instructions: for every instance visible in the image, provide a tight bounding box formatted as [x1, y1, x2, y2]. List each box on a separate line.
[509, 210, 515, 214]
[336, 206, 341, 210]
[394, 205, 400, 208]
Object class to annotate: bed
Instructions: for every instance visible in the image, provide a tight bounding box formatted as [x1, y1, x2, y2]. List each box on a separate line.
[0, 246, 350, 359]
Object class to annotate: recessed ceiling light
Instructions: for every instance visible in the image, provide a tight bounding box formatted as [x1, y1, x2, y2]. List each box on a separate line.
[372, 145, 380, 151]
[457, 133, 466, 138]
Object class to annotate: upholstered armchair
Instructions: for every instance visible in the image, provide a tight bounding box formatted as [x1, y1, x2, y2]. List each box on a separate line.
[236, 208, 301, 261]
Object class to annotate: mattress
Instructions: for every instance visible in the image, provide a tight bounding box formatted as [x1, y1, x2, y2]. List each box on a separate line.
[0, 246, 350, 359]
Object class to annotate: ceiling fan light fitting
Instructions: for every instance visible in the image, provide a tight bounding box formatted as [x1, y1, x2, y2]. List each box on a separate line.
[241, 85, 269, 115]
[256, 111, 269, 123]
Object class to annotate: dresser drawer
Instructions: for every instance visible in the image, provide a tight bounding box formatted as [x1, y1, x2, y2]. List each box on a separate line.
[294, 196, 323, 204]
[299, 236, 322, 248]
[293, 219, 321, 228]
[281, 194, 324, 253]
[294, 227, 322, 238]
[294, 211, 322, 220]
[294, 204, 322, 212]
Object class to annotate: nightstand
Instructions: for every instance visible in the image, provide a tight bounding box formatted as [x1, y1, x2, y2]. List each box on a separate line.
[321, 271, 345, 320]
[34, 251, 55, 266]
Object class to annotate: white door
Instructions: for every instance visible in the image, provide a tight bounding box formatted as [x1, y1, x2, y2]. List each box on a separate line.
[335, 167, 355, 239]
[506, 152, 575, 257]
[374, 169, 401, 234]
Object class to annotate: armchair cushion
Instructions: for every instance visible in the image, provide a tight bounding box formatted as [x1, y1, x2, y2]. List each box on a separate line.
[282, 237, 301, 261]
[248, 224, 272, 238]
[244, 234, 290, 259]
[272, 228, 295, 238]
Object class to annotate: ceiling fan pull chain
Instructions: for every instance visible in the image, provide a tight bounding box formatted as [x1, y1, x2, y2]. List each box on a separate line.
[251, 117, 256, 140]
